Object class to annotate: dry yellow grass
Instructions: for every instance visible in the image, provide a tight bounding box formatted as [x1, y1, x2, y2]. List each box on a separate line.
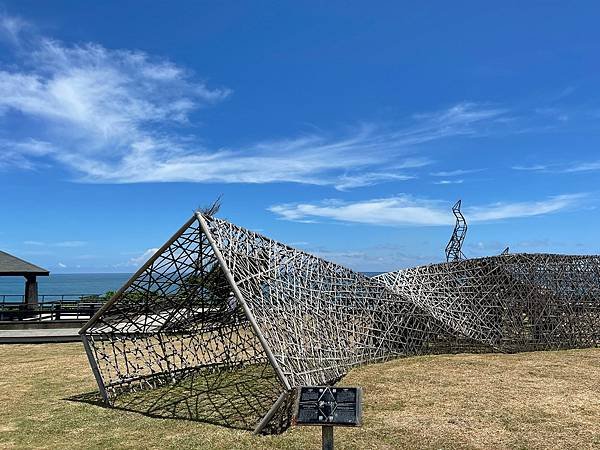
[0, 343, 599, 449]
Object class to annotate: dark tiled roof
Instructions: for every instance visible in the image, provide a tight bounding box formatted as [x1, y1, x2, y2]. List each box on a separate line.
[0, 250, 49, 276]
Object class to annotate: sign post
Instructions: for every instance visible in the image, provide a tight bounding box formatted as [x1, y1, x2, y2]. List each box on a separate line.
[322, 424, 334, 450]
[292, 386, 362, 450]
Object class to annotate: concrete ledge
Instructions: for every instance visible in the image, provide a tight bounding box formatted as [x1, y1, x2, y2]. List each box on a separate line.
[0, 328, 82, 344]
[0, 320, 87, 330]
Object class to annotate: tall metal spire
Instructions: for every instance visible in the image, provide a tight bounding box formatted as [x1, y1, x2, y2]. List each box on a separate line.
[445, 200, 467, 262]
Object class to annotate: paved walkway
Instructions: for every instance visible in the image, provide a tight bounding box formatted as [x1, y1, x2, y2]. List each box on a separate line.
[0, 328, 81, 343]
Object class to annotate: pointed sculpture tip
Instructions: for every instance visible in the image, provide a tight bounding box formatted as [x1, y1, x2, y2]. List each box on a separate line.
[196, 195, 223, 217]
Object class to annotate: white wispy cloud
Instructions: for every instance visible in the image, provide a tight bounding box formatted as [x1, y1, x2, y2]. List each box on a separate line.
[23, 240, 86, 247]
[113, 247, 159, 268]
[269, 193, 587, 226]
[0, 14, 511, 188]
[465, 237, 588, 257]
[411, 103, 506, 128]
[430, 168, 484, 177]
[534, 107, 569, 122]
[0, 139, 54, 169]
[0, 14, 27, 44]
[309, 244, 435, 272]
[71, 126, 433, 186]
[270, 196, 453, 226]
[128, 248, 159, 266]
[430, 168, 481, 185]
[334, 172, 416, 191]
[564, 161, 600, 172]
[54, 241, 87, 248]
[23, 240, 44, 246]
[434, 179, 464, 185]
[466, 194, 585, 221]
[513, 161, 600, 173]
[512, 164, 548, 171]
[334, 158, 432, 190]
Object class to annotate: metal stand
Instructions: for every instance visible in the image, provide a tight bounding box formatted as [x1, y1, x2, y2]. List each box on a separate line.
[322, 425, 334, 450]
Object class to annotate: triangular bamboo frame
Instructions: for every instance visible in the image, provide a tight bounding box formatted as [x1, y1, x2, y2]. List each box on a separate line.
[80, 213, 291, 432]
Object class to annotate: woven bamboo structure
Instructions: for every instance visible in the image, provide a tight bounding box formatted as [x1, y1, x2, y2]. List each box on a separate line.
[80, 212, 600, 434]
[375, 253, 600, 353]
[80, 213, 464, 433]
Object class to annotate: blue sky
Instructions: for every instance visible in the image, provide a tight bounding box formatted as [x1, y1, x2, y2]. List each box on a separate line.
[0, 1, 599, 273]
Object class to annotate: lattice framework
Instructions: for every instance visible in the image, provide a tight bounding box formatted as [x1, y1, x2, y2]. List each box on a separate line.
[80, 213, 464, 433]
[80, 213, 600, 434]
[375, 253, 600, 352]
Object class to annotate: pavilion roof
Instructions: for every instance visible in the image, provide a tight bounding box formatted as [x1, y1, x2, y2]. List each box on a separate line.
[0, 250, 49, 277]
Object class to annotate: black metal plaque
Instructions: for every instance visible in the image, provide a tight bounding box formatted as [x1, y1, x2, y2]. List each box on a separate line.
[293, 386, 362, 426]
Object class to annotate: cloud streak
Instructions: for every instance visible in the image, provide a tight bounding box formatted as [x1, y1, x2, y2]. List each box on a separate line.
[513, 161, 600, 173]
[269, 193, 587, 226]
[0, 14, 512, 189]
[434, 179, 464, 185]
[430, 168, 484, 177]
[23, 240, 87, 247]
[112, 248, 159, 268]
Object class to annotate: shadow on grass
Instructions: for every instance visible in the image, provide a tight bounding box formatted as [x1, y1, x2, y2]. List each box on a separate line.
[67, 363, 291, 433]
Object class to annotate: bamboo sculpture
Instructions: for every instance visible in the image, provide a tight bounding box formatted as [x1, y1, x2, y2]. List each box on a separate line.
[80, 212, 600, 434]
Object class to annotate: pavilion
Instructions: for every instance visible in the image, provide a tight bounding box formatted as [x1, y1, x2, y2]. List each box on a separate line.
[0, 250, 49, 307]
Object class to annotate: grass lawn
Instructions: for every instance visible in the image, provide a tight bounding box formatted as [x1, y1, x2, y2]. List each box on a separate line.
[1, 344, 599, 449]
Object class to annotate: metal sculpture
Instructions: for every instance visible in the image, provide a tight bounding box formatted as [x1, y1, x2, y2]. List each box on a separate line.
[80, 212, 465, 434]
[445, 200, 467, 262]
[80, 210, 600, 434]
[375, 253, 600, 353]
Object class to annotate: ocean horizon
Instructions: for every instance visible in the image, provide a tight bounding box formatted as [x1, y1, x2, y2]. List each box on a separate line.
[0, 272, 383, 300]
[0, 273, 133, 298]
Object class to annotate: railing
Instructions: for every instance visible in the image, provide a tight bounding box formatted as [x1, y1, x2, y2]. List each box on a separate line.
[0, 293, 105, 304]
[0, 294, 107, 322]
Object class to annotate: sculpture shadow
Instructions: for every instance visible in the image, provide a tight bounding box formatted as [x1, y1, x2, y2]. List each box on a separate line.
[67, 363, 290, 433]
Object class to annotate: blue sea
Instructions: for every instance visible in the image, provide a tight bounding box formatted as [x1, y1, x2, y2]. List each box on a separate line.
[0, 271, 382, 302]
[0, 273, 133, 299]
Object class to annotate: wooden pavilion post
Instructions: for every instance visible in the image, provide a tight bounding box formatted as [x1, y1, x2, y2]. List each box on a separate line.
[24, 274, 39, 309]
